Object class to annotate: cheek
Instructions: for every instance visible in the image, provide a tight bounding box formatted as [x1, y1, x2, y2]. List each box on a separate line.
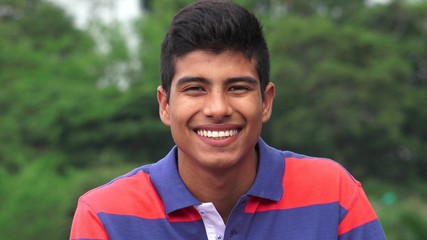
[168, 102, 198, 125]
[236, 99, 264, 118]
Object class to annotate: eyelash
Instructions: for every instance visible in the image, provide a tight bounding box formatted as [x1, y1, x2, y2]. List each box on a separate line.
[183, 86, 205, 92]
[182, 85, 252, 94]
[229, 85, 250, 91]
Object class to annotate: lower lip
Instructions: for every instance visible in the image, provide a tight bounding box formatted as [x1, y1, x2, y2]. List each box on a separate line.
[196, 131, 240, 147]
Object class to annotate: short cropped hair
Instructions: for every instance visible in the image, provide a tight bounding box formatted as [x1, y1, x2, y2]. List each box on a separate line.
[160, 0, 270, 100]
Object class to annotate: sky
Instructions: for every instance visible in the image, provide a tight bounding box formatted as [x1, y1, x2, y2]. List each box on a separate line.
[48, 0, 142, 51]
[48, 0, 141, 29]
[47, 0, 142, 90]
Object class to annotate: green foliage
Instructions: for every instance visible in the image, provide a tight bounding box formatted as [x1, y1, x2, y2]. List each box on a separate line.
[0, 153, 136, 238]
[0, 154, 71, 238]
[263, 1, 427, 181]
[0, 0, 173, 172]
[0, 1, 171, 237]
[365, 179, 427, 240]
[0, 0, 98, 172]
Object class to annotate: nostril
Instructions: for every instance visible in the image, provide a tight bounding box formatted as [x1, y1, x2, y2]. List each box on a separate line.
[203, 100, 233, 119]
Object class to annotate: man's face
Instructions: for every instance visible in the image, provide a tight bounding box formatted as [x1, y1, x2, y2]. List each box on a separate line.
[158, 50, 275, 172]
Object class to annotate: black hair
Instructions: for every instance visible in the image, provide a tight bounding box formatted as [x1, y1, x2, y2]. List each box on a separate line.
[160, 0, 270, 100]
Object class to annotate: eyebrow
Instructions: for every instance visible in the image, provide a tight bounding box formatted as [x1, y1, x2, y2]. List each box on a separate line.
[175, 76, 210, 87]
[225, 76, 259, 85]
[175, 76, 259, 87]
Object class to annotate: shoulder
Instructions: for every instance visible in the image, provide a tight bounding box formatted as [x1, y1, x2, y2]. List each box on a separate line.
[281, 152, 361, 208]
[283, 151, 358, 184]
[78, 164, 164, 215]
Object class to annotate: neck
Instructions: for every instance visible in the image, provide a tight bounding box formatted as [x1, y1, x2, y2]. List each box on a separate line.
[178, 150, 258, 223]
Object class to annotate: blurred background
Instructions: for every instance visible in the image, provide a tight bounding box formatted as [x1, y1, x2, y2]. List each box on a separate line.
[0, 0, 426, 239]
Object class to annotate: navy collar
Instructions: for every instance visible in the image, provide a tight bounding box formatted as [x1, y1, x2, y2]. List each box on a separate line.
[149, 148, 201, 214]
[247, 138, 284, 201]
[149, 138, 285, 215]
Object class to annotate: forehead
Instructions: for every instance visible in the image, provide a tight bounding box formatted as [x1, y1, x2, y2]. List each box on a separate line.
[172, 50, 258, 85]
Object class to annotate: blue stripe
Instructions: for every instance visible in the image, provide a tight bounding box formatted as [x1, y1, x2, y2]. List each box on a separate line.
[97, 202, 354, 239]
[229, 202, 342, 239]
[98, 212, 207, 240]
[339, 219, 386, 240]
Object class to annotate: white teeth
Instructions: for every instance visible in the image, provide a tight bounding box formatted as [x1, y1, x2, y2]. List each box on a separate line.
[197, 129, 238, 139]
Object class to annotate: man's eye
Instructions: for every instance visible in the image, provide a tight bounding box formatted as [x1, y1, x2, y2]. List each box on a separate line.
[183, 86, 205, 92]
[229, 86, 249, 91]
[185, 87, 203, 91]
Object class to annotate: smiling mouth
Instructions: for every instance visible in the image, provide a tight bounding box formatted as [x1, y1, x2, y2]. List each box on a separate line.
[196, 129, 239, 139]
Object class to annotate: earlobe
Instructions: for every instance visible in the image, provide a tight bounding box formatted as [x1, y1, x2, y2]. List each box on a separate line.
[262, 82, 275, 123]
[157, 86, 171, 126]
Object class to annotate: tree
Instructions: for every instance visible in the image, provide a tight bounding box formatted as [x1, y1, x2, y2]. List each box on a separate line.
[0, 0, 167, 238]
[262, 1, 427, 181]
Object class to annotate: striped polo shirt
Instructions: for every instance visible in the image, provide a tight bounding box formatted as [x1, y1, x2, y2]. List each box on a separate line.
[70, 138, 386, 239]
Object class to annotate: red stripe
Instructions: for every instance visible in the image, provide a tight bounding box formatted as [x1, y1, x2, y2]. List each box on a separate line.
[338, 188, 378, 235]
[246, 157, 358, 212]
[81, 171, 202, 223]
[167, 206, 202, 222]
[82, 171, 166, 219]
[70, 200, 109, 239]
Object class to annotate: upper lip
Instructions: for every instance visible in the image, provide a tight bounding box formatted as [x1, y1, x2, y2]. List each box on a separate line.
[193, 123, 242, 132]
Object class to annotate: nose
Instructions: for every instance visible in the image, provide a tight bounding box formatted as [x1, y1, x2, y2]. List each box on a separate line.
[202, 90, 232, 121]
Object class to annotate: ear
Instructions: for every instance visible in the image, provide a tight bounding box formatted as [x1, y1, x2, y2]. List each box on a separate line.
[262, 82, 275, 123]
[157, 86, 171, 126]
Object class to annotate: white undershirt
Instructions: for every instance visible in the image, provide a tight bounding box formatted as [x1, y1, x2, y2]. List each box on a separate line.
[194, 202, 226, 240]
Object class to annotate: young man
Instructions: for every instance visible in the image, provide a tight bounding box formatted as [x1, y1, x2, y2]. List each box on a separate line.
[70, 1, 386, 239]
